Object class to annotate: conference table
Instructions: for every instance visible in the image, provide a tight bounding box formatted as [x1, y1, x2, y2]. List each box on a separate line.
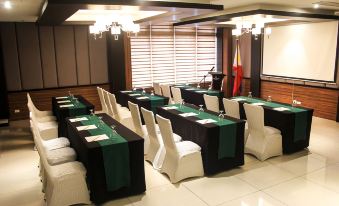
[66, 113, 145, 203]
[52, 95, 94, 137]
[157, 104, 245, 175]
[172, 85, 223, 107]
[232, 96, 313, 153]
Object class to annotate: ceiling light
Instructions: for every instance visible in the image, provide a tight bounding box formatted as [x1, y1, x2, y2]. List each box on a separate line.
[313, 3, 320, 8]
[4, 1, 12, 9]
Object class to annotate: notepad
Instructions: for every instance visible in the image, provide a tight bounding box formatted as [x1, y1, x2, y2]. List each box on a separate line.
[129, 93, 141, 96]
[196, 119, 217, 124]
[57, 100, 71, 104]
[179, 112, 198, 117]
[251, 102, 265, 106]
[85, 134, 109, 142]
[59, 104, 74, 108]
[162, 106, 178, 110]
[56, 96, 68, 99]
[273, 107, 290, 112]
[195, 90, 207, 93]
[137, 96, 149, 100]
[69, 117, 88, 122]
[76, 125, 97, 131]
[232, 98, 246, 101]
[185, 88, 196, 91]
[121, 90, 132, 93]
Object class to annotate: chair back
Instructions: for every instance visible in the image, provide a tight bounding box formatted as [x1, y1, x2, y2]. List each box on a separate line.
[243, 103, 265, 137]
[223, 98, 240, 119]
[156, 115, 178, 154]
[107, 93, 121, 121]
[128, 101, 144, 136]
[153, 82, 162, 96]
[203, 94, 219, 113]
[27, 93, 40, 115]
[103, 91, 114, 117]
[141, 108, 159, 144]
[97, 87, 108, 113]
[171, 87, 182, 104]
[160, 84, 172, 99]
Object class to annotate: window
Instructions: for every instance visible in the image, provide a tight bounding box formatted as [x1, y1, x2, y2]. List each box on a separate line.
[130, 24, 216, 88]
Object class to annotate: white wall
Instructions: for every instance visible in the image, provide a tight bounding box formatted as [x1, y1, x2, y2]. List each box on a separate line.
[263, 21, 338, 82]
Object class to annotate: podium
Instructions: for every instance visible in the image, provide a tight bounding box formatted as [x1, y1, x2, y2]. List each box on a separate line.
[209, 72, 225, 90]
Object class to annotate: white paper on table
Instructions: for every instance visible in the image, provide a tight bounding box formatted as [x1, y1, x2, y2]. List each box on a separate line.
[57, 100, 71, 104]
[85, 134, 109, 142]
[137, 96, 149, 100]
[196, 119, 217, 124]
[121, 90, 132, 93]
[59, 104, 74, 108]
[69, 117, 88, 122]
[185, 88, 196, 91]
[76, 125, 97, 131]
[251, 102, 265, 106]
[195, 90, 207, 93]
[162, 106, 178, 110]
[56, 96, 68, 99]
[233, 98, 246, 101]
[273, 107, 290, 111]
[129, 93, 141, 96]
[179, 112, 198, 117]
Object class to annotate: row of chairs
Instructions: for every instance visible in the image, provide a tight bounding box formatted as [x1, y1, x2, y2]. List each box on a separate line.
[27, 93, 91, 206]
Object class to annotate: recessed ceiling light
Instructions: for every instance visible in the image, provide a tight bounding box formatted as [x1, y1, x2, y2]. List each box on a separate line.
[4, 1, 12, 9]
[313, 3, 320, 9]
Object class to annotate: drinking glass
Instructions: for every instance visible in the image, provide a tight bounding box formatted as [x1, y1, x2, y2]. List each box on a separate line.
[267, 96, 272, 102]
[142, 89, 146, 95]
[110, 125, 117, 135]
[180, 99, 185, 108]
[197, 84, 201, 89]
[90, 109, 95, 116]
[218, 111, 224, 122]
[68, 91, 72, 97]
[248, 92, 253, 98]
[185, 81, 189, 86]
[151, 90, 154, 96]
[199, 105, 204, 114]
[208, 85, 212, 91]
[132, 86, 136, 92]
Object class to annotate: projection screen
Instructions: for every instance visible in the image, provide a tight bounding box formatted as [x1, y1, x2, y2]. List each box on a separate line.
[262, 21, 338, 82]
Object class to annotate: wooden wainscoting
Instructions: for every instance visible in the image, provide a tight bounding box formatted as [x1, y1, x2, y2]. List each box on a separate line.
[8, 84, 110, 120]
[261, 80, 339, 120]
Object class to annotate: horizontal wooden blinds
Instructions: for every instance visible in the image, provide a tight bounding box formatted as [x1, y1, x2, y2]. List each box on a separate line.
[130, 24, 216, 88]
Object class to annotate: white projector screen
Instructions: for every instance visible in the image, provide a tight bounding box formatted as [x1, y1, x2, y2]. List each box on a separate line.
[263, 21, 338, 82]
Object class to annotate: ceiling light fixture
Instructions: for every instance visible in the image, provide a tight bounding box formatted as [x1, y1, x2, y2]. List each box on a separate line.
[89, 14, 140, 40]
[231, 17, 272, 40]
[4, 1, 12, 9]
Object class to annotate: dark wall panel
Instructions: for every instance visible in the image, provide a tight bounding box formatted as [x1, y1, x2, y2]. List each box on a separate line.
[0, 23, 21, 91]
[39, 26, 58, 88]
[74, 26, 91, 85]
[16, 23, 43, 90]
[89, 33, 108, 84]
[54, 26, 77, 87]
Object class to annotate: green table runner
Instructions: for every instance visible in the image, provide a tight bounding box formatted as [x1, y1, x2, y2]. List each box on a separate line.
[79, 115, 130, 191]
[129, 91, 166, 113]
[59, 96, 88, 116]
[168, 104, 237, 159]
[173, 85, 222, 97]
[233, 96, 308, 142]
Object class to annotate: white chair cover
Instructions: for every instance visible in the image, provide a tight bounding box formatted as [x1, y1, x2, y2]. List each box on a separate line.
[171, 87, 183, 104]
[244, 103, 283, 161]
[27, 93, 56, 122]
[107, 93, 134, 130]
[203, 94, 219, 113]
[156, 114, 204, 183]
[43, 137, 70, 151]
[153, 82, 162, 96]
[160, 84, 173, 104]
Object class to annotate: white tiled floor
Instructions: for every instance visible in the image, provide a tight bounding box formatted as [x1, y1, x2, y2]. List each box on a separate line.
[0, 116, 338, 206]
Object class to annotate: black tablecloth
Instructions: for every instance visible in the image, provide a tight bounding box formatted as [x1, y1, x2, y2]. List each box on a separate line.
[175, 87, 224, 108]
[66, 113, 145, 204]
[157, 104, 245, 175]
[52, 95, 94, 137]
[236, 98, 313, 154]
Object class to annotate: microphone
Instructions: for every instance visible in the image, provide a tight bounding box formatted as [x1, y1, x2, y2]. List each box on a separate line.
[209, 66, 215, 72]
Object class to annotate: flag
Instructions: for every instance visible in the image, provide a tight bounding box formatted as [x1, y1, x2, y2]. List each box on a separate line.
[232, 41, 243, 96]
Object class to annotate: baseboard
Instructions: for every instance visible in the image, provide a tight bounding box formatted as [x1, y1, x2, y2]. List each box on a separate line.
[0, 119, 9, 127]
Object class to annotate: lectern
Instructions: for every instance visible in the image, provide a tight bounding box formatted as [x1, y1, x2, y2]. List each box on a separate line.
[209, 72, 225, 90]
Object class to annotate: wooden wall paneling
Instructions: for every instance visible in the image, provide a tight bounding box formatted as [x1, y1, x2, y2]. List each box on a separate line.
[16, 23, 43, 90]
[89, 33, 109, 84]
[0, 33, 9, 121]
[124, 34, 132, 89]
[240, 78, 251, 96]
[261, 80, 339, 120]
[39, 26, 58, 88]
[7, 84, 110, 120]
[250, 34, 262, 97]
[222, 28, 232, 97]
[0, 23, 22, 91]
[74, 26, 91, 85]
[54, 26, 78, 87]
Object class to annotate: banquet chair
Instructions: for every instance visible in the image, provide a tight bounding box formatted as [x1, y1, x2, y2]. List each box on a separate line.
[128, 101, 150, 154]
[107, 92, 134, 130]
[103, 90, 114, 117]
[141, 108, 182, 169]
[156, 114, 203, 183]
[97, 87, 108, 113]
[27, 93, 56, 122]
[171, 87, 183, 104]
[160, 84, 173, 104]
[203, 94, 219, 113]
[223, 98, 249, 143]
[33, 129, 90, 206]
[153, 82, 162, 96]
[243, 103, 282, 161]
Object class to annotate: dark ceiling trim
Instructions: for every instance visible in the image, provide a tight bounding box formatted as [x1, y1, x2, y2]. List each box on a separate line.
[173, 9, 339, 26]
